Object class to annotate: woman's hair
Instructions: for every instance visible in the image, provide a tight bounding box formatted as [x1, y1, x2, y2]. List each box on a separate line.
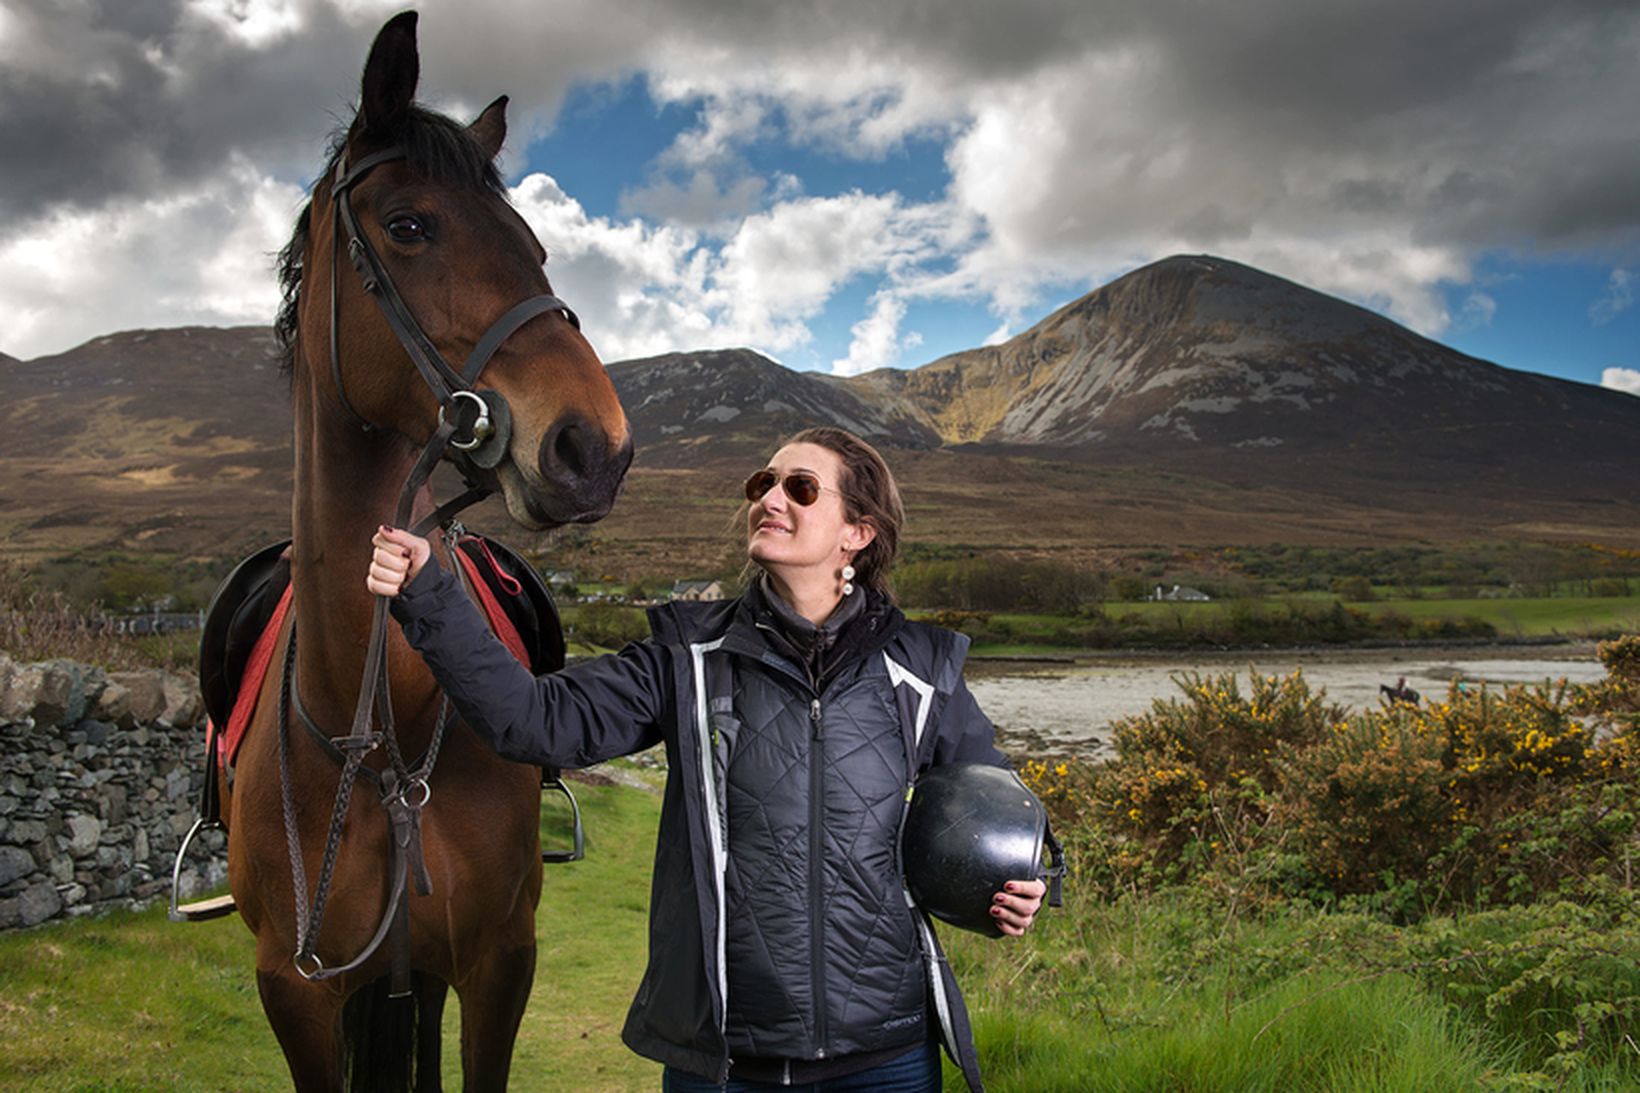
[784, 425, 904, 598]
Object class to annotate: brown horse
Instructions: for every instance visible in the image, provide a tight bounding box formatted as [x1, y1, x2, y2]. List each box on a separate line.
[220, 12, 630, 1090]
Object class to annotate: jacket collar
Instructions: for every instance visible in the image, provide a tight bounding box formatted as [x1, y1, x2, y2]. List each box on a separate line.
[728, 577, 904, 691]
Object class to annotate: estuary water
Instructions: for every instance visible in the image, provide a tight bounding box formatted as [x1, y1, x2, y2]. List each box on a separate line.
[968, 642, 1608, 760]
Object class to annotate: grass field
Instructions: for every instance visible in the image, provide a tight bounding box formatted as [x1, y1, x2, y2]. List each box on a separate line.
[0, 773, 665, 1092]
[1103, 595, 1640, 636]
[5, 770, 1636, 1090]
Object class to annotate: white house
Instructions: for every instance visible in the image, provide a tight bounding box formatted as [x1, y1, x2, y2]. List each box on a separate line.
[671, 579, 728, 602]
[1152, 584, 1211, 602]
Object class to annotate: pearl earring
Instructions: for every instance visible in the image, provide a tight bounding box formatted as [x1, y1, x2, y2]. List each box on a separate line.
[841, 563, 856, 596]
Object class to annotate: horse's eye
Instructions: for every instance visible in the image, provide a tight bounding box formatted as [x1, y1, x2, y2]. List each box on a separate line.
[386, 216, 426, 242]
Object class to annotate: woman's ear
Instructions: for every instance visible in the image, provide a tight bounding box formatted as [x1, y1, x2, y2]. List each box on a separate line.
[842, 519, 877, 555]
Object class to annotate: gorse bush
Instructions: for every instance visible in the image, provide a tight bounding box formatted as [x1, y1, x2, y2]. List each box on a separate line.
[1027, 639, 1639, 915]
[1017, 636, 1640, 1082]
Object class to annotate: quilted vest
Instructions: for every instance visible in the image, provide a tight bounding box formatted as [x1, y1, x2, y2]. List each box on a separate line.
[702, 639, 927, 1061]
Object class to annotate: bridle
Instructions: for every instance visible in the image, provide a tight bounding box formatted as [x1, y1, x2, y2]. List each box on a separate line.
[328, 145, 580, 467]
[281, 143, 579, 989]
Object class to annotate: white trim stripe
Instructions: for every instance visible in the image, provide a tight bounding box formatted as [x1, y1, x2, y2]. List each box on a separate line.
[690, 638, 729, 1034]
[883, 653, 935, 748]
[910, 900, 959, 1058]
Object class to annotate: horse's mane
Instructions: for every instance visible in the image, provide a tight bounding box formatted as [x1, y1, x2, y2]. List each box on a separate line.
[274, 105, 507, 378]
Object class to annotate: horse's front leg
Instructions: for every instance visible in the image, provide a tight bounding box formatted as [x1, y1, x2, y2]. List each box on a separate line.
[256, 958, 348, 1091]
[454, 937, 537, 1092]
[416, 974, 450, 1093]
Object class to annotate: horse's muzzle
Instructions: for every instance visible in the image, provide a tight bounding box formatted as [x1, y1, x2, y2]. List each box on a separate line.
[517, 412, 632, 525]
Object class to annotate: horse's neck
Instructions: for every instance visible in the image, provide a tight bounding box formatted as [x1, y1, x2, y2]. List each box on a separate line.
[290, 398, 448, 737]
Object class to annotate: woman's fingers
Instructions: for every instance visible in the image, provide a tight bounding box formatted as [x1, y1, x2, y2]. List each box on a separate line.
[365, 525, 432, 597]
[990, 878, 1047, 936]
[366, 539, 413, 597]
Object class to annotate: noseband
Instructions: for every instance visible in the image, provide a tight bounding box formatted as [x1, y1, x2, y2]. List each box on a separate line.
[281, 145, 583, 989]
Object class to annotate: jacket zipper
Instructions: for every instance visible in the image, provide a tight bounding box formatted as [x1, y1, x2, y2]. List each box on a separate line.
[808, 694, 828, 1059]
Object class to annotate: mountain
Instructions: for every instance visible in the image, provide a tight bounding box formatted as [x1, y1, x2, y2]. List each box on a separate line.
[2, 257, 1636, 574]
[0, 326, 292, 560]
[609, 348, 938, 450]
[839, 256, 1635, 490]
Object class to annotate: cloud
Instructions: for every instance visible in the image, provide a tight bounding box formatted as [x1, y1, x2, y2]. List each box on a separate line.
[1456, 291, 1497, 330]
[0, 155, 302, 357]
[1602, 367, 1640, 397]
[4, 0, 1640, 363]
[832, 293, 920, 376]
[509, 173, 957, 366]
[1590, 269, 1634, 325]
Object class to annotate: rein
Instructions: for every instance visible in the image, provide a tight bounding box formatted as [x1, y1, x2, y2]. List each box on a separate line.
[281, 144, 578, 991]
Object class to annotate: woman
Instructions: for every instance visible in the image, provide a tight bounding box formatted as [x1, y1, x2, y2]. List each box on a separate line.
[369, 426, 1046, 1092]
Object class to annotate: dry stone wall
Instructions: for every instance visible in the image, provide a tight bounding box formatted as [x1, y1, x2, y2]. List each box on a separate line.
[0, 653, 226, 930]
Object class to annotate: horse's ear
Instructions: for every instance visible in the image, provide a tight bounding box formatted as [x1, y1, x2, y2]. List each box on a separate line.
[358, 11, 420, 141]
[469, 95, 509, 161]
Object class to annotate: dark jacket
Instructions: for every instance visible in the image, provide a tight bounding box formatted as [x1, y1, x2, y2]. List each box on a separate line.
[392, 564, 1006, 1090]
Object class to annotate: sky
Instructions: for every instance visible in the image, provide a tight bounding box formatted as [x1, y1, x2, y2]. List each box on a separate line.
[1, 0, 1637, 398]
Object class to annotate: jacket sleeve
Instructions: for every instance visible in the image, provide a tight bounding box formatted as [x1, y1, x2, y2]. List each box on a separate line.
[390, 559, 667, 768]
[931, 674, 1011, 768]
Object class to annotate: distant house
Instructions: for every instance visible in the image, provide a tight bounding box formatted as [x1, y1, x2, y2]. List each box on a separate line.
[541, 569, 576, 588]
[672, 579, 728, 602]
[1152, 584, 1211, 602]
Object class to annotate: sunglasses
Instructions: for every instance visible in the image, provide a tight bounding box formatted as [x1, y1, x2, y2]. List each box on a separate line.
[744, 469, 836, 507]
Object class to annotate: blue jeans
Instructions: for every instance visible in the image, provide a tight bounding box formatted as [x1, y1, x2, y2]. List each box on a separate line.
[662, 1041, 941, 1092]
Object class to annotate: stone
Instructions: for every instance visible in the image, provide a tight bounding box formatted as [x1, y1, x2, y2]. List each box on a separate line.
[9, 819, 46, 843]
[0, 845, 36, 887]
[58, 882, 86, 906]
[0, 896, 19, 929]
[47, 852, 72, 884]
[133, 827, 149, 864]
[109, 671, 166, 725]
[0, 661, 45, 722]
[165, 767, 191, 802]
[0, 794, 18, 816]
[103, 784, 128, 826]
[159, 673, 203, 728]
[16, 881, 62, 927]
[79, 720, 113, 747]
[66, 813, 101, 856]
[36, 660, 87, 727]
[91, 679, 131, 725]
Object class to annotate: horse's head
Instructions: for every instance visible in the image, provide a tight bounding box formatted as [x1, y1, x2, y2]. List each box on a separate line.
[284, 11, 631, 528]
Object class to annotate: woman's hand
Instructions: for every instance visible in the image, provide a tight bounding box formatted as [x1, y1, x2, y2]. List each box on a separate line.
[990, 878, 1046, 937]
[367, 525, 431, 598]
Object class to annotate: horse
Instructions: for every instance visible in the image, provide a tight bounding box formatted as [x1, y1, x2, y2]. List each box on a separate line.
[218, 13, 631, 1090]
[1380, 682, 1421, 706]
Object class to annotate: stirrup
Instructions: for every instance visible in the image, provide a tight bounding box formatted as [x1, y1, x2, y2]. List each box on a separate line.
[168, 816, 236, 922]
[541, 776, 584, 864]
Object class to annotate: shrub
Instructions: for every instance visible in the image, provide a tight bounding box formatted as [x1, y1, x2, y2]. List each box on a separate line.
[568, 602, 649, 649]
[1026, 643, 1640, 914]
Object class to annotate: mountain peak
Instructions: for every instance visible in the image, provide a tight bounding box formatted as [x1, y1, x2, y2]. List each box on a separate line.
[1044, 253, 1393, 349]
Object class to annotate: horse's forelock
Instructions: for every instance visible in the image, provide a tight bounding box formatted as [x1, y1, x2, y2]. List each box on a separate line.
[271, 106, 504, 381]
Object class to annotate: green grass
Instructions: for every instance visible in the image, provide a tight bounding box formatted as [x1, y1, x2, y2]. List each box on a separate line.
[0, 772, 665, 1092]
[1358, 595, 1640, 638]
[6, 778, 1636, 1091]
[1107, 596, 1640, 637]
[948, 889, 1639, 1092]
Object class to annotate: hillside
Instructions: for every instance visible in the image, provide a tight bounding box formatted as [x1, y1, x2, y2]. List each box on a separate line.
[3, 256, 1637, 576]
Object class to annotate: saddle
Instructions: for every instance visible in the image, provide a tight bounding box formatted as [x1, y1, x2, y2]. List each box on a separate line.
[196, 534, 565, 791]
[173, 536, 575, 923]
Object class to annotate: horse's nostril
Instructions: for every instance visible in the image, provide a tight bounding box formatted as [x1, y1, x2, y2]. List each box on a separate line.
[553, 420, 590, 478]
[540, 413, 601, 483]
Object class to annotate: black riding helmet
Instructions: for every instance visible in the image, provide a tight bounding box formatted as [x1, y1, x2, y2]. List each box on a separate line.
[901, 763, 1065, 936]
